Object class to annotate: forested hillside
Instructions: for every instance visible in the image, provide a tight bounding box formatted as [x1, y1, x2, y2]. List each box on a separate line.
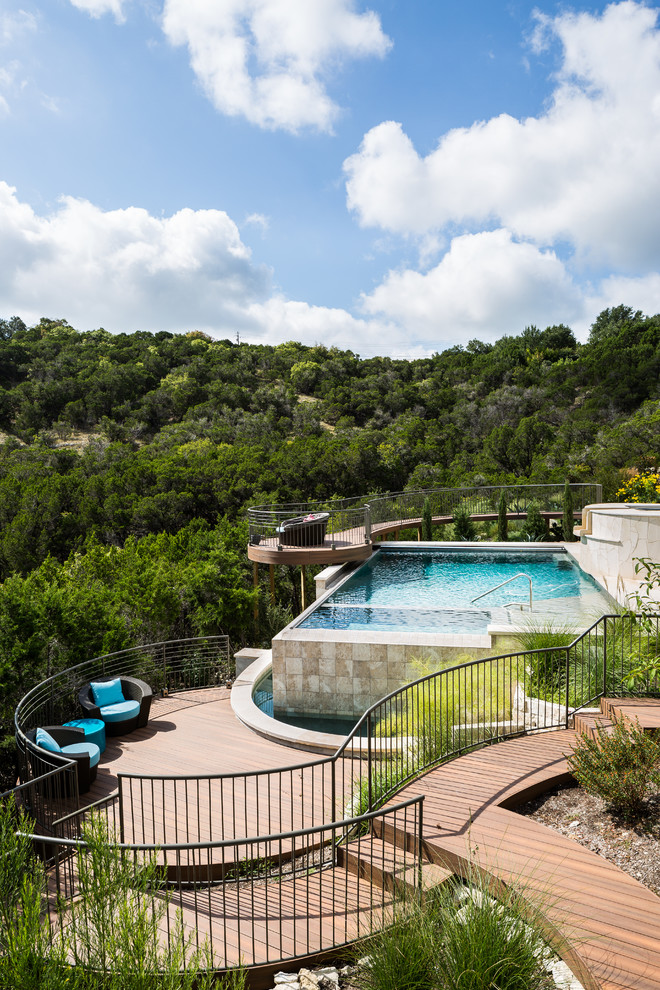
[0, 305, 659, 770]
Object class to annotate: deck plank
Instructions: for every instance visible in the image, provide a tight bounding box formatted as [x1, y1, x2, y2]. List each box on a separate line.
[388, 711, 660, 990]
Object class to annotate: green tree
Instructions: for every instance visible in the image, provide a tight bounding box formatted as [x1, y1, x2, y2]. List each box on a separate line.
[421, 497, 433, 541]
[497, 490, 508, 542]
[452, 506, 476, 541]
[562, 479, 575, 541]
[521, 502, 547, 541]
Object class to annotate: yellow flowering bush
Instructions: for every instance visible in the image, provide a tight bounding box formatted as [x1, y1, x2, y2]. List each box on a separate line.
[616, 471, 660, 503]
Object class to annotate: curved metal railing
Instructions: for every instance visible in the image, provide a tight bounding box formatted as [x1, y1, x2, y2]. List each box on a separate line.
[247, 483, 603, 549]
[65, 612, 659, 853]
[5, 611, 660, 974]
[20, 795, 425, 972]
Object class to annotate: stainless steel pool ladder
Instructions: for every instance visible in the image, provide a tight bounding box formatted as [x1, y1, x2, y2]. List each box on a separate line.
[471, 573, 533, 611]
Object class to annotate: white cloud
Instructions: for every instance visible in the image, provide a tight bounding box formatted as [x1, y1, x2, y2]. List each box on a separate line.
[68, 0, 129, 23]
[244, 212, 270, 235]
[577, 272, 660, 339]
[361, 230, 585, 346]
[0, 9, 37, 44]
[247, 296, 403, 354]
[344, 2, 660, 271]
[161, 0, 391, 132]
[0, 181, 416, 356]
[0, 181, 272, 331]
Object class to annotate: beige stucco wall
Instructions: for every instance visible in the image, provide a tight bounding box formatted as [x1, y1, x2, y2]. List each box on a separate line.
[571, 503, 660, 607]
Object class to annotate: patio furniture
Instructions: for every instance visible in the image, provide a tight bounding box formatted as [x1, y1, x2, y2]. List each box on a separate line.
[63, 717, 107, 753]
[26, 726, 101, 794]
[277, 512, 329, 547]
[78, 675, 153, 736]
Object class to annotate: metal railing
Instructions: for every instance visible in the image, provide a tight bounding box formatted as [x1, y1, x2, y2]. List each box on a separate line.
[91, 613, 660, 856]
[471, 572, 533, 609]
[367, 483, 601, 533]
[5, 609, 659, 975]
[21, 795, 424, 971]
[248, 499, 370, 550]
[14, 636, 232, 797]
[247, 483, 602, 549]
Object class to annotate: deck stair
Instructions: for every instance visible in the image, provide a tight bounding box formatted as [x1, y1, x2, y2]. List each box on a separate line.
[574, 696, 660, 741]
[337, 832, 452, 897]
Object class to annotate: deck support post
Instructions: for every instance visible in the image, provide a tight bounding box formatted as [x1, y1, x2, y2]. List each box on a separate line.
[253, 561, 259, 621]
[269, 564, 275, 605]
[301, 565, 307, 612]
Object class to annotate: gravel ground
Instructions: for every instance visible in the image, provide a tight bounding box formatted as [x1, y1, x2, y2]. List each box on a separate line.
[516, 782, 660, 896]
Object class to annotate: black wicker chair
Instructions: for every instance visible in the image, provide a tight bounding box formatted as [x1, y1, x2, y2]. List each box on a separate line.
[26, 726, 99, 794]
[78, 675, 153, 736]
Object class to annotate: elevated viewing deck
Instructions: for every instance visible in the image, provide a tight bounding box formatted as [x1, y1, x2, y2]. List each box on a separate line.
[247, 483, 602, 565]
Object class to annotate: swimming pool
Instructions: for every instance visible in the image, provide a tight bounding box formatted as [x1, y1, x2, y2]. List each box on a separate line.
[297, 547, 614, 634]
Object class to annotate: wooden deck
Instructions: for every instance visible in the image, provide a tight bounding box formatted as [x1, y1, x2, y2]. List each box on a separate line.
[388, 698, 660, 990]
[84, 688, 340, 848]
[76, 692, 660, 988]
[247, 509, 576, 565]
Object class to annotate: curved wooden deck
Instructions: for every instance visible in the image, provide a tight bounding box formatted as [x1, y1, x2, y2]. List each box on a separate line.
[247, 509, 574, 565]
[82, 691, 660, 989]
[388, 703, 660, 990]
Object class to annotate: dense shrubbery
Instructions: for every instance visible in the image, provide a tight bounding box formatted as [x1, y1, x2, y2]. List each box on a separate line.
[616, 471, 660, 503]
[567, 717, 660, 817]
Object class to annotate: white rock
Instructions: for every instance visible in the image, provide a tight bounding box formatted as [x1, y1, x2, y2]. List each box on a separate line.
[273, 973, 301, 987]
[298, 970, 318, 990]
[551, 959, 585, 990]
[312, 967, 339, 984]
[357, 955, 373, 969]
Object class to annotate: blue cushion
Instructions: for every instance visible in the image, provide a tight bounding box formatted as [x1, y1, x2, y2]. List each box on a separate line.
[36, 728, 62, 753]
[90, 678, 125, 707]
[99, 699, 140, 724]
[62, 742, 101, 769]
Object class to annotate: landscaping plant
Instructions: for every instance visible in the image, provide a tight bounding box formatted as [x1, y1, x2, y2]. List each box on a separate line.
[497, 490, 508, 542]
[567, 716, 660, 817]
[357, 867, 556, 990]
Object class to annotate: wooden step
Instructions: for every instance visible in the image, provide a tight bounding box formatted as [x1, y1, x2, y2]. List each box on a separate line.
[573, 710, 615, 741]
[601, 697, 660, 730]
[336, 834, 452, 896]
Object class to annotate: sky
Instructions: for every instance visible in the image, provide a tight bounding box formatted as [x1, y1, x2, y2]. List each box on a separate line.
[1, 0, 660, 357]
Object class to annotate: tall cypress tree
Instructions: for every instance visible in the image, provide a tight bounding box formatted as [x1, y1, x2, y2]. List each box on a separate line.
[497, 491, 508, 542]
[562, 480, 575, 542]
[421, 497, 433, 541]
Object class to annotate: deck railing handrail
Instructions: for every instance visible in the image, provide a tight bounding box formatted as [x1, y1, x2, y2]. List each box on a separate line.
[247, 482, 602, 549]
[103, 612, 660, 850]
[6, 611, 660, 973]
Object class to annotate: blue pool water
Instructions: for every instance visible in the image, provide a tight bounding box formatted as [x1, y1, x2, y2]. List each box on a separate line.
[298, 548, 613, 634]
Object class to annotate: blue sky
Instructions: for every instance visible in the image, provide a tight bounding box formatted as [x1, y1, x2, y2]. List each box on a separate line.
[1, 0, 660, 356]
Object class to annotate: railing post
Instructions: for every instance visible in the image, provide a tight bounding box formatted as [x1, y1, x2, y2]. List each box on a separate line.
[118, 775, 125, 844]
[565, 648, 570, 728]
[418, 795, 424, 892]
[365, 505, 371, 545]
[331, 759, 336, 824]
[367, 711, 373, 813]
[603, 617, 608, 698]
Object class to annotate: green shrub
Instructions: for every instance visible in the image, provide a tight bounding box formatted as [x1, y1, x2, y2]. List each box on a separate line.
[497, 491, 508, 542]
[515, 619, 578, 698]
[357, 869, 556, 990]
[452, 507, 476, 541]
[521, 502, 547, 541]
[421, 498, 433, 541]
[562, 480, 575, 542]
[567, 717, 660, 817]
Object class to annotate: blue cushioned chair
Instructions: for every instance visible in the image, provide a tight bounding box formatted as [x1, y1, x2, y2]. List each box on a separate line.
[26, 726, 101, 793]
[78, 675, 153, 736]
